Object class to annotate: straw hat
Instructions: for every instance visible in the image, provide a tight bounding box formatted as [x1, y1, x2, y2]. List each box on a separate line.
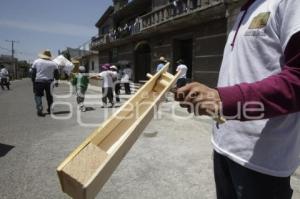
[159, 56, 167, 63]
[71, 59, 80, 64]
[79, 66, 86, 72]
[38, 49, 52, 60]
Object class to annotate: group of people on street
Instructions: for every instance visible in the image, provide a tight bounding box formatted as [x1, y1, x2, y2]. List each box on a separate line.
[94, 63, 132, 108]
[27, 0, 300, 198]
[30, 50, 134, 115]
[72, 63, 133, 110]
[0, 66, 10, 90]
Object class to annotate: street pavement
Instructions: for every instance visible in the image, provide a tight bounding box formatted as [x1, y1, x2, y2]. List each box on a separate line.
[0, 79, 300, 199]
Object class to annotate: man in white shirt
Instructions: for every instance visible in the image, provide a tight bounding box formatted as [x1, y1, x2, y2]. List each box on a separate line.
[175, 59, 188, 88]
[0, 66, 10, 90]
[176, 0, 300, 198]
[98, 64, 117, 108]
[31, 50, 59, 116]
[121, 64, 132, 94]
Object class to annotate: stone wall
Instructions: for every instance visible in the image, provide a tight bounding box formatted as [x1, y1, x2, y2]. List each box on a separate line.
[193, 18, 227, 86]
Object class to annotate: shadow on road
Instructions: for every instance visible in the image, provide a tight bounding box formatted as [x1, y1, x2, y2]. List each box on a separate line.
[85, 107, 95, 112]
[52, 107, 95, 115]
[0, 143, 15, 157]
[52, 111, 71, 115]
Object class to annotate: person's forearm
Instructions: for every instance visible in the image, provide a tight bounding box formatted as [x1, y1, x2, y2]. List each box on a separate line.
[54, 69, 59, 80]
[31, 68, 36, 82]
[217, 32, 300, 121]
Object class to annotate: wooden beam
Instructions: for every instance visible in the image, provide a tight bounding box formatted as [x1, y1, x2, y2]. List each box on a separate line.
[57, 63, 180, 199]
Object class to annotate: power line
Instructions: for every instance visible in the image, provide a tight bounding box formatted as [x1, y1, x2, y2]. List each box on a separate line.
[0, 45, 10, 52]
[15, 50, 36, 56]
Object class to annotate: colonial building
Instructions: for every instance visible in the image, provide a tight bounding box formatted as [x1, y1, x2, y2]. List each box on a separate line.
[91, 0, 244, 86]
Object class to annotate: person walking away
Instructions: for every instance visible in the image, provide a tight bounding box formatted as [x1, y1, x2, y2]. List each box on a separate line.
[72, 66, 89, 112]
[175, 0, 300, 198]
[175, 59, 188, 88]
[156, 57, 167, 73]
[122, 64, 132, 94]
[31, 49, 59, 116]
[0, 66, 10, 90]
[110, 65, 121, 104]
[98, 64, 117, 108]
[156, 57, 169, 101]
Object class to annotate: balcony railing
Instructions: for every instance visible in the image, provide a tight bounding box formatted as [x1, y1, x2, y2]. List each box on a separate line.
[90, 35, 107, 49]
[90, 22, 142, 49]
[91, 0, 223, 49]
[140, 0, 223, 30]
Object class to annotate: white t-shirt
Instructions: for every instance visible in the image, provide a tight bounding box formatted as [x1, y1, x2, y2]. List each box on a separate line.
[213, 0, 300, 177]
[99, 71, 117, 88]
[32, 58, 58, 81]
[176, 64, 188, 79]
[121, 68, 132, 83]
[0, 68, 9, 78]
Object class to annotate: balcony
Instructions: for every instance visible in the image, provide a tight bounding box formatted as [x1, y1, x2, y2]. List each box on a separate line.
[140, 0, 223, 30]
[90, 35, 106, 49]
[91, 22, 142, 50]
[91, 0, 224, 50]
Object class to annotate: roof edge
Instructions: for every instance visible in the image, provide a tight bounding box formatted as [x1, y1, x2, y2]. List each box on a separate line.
[95, 6, 114, 28]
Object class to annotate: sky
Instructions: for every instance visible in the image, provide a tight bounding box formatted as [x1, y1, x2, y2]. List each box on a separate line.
[0, 0, 112, 63]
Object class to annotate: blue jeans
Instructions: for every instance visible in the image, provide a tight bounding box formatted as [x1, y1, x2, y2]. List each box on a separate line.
[213, 151, 293, 199]
[34, 82, 53, 112]
[34, 95, 43, 112]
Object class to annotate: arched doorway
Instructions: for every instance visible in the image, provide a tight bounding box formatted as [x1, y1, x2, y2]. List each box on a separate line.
[134, 41, 151, 83]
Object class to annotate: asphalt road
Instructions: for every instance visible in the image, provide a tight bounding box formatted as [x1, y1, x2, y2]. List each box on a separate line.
[0, 79, 106, 199]
[0, 79, 300, 199]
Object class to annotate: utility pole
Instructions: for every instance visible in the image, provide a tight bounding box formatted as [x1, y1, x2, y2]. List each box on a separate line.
[5, 40, 19, 79]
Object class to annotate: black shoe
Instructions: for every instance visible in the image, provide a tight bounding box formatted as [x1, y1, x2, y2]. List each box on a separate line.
[80, 106, 86, 112]
[47, 108, 51, 114]
[37, 111, 45, 117]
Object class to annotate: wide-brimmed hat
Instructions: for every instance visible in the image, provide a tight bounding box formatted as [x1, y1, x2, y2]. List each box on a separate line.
[38, 49, 52, 60]
[159, 56, 167, 63]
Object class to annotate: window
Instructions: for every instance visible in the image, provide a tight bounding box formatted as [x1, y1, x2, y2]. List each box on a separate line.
[91, 61, 95, 71]
[102, 25, 110, 34]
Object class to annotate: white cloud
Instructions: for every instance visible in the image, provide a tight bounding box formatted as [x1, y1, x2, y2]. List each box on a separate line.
[0, 19, 96, 37]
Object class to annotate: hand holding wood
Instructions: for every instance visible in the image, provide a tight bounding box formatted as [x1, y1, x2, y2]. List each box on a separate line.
[174, 82, 226, 123]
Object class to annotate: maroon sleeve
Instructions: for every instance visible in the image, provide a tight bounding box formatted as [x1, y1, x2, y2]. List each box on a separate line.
[217, 31, 300, 121]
